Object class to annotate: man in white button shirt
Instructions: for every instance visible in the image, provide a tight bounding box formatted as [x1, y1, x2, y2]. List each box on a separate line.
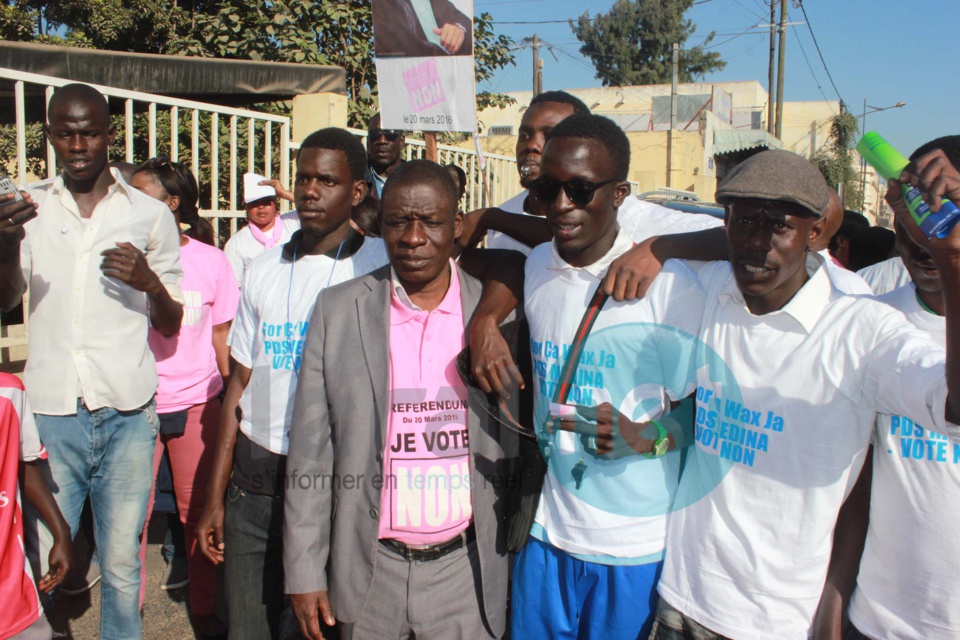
[649, 150, 960, 640]
[0, 83, 183, 640]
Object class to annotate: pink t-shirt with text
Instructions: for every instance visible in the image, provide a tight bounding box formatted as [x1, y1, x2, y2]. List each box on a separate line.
[379, 263, 473, 545]
[148, 238, 240, 413]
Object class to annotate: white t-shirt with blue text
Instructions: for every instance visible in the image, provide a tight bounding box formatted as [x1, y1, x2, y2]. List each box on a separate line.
[657, 254, 956, 640]
[525, 228, 704, 561]
[229, 237, 388, 454]
[848, 283, 959, 640]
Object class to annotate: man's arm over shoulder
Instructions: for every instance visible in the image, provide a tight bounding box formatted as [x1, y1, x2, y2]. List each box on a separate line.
[284, 287, 334, 595]
[605, 198, 726, 302]
[460, 249, 526, 396]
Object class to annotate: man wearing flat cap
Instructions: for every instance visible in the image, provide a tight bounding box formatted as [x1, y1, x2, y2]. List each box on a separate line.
[646, 149, 960, 639]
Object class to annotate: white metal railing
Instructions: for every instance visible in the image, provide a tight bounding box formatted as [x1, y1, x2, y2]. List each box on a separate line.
[296, 129, 521, 212]
[0, 67, 520, 361]
[2, 67, 293, 359]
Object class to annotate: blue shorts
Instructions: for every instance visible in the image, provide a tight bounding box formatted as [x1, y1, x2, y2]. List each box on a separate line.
[511, 537, 663, 640]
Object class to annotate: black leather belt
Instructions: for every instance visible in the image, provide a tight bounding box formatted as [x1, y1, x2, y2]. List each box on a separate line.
[379, 525, 476, 562]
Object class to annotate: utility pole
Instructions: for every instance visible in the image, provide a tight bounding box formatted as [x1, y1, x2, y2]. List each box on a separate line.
[532, 34, 543, 96]
[767, 0, 776, 134]
[860, 98, 868, 212]
[667, 42, 678, 188]
[775, 0, 787, 139]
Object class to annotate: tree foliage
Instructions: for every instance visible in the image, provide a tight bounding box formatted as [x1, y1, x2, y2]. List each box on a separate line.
[813, 112, 861, 210]
[571, 0, 725, 87]
[2, 0, 515, 126]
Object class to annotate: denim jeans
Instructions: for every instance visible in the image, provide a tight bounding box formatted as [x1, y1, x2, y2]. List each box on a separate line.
[223, 481, 285, 640]
[35, 400, 158, 640]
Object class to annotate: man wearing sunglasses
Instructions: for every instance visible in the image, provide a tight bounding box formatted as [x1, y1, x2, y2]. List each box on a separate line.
[366, 113, 405, 199]
[459, 91, 724, 308]
[512, 114, 704, 640]
[463, 92, 726, 398]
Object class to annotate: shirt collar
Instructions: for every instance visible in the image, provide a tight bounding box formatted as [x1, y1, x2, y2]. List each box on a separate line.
[281, 228, 363, 262]
[52, 167, 133, 217]
[52, 167, 132, 197]
[720, 251, 832, 334]
[546, 226, 632, 279]
[390, 259, 461, 321]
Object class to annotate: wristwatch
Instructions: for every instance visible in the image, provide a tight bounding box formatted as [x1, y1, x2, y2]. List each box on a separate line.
[642, 420, 669, 459]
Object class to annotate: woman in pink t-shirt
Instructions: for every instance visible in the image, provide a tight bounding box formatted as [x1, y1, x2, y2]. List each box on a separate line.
[131, 158, 239, 638]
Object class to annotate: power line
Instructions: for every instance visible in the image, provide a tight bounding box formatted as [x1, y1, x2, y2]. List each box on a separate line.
[796, 0, 844, 107]
[703, 22, 764, 49]
[790, 24, 835, 110]
[730, 0, 766, 20]
[492, 0, 717, 26]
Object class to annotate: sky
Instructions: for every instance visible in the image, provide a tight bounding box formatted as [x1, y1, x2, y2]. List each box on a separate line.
[474, 0, 959, 155]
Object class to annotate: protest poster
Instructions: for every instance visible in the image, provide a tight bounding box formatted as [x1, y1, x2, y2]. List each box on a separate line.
[372, 0, 477, 133]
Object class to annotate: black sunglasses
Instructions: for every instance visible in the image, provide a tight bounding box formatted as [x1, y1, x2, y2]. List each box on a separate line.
[528, 177, 621, 207]
[369, 129, 402, 142]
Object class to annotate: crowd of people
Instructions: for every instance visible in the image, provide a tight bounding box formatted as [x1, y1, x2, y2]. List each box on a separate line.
[0, 82, 956, 640]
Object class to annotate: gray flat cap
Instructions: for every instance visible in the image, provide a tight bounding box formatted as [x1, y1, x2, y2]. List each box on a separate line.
[715, 149, 830, 217]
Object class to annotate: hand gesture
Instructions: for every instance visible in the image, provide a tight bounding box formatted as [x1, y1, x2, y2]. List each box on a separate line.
[100, 242, 162, 293]
[291, 590, 335, 640]
[891, 148, 960, 258]
[0, 191, 38, 243]
[602, 236, 662, 302]
[549, 402, 653, 460]
[258, 178, 294, 203]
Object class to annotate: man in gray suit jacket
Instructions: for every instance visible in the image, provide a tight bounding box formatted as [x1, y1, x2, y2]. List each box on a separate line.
[284, 160, 519, 639]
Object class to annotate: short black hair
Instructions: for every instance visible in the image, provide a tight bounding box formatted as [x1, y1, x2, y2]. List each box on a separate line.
[911, 135, 960, 170]
[381, 160, 458, 211]
[546, 114, 630, 179]
[299, 128, 367, 181]
[135, 157, 201, 226]
[529, 91, 590, 115]
[828, 209, 870, 255]
[48, 83, 110, 124]
[848, 226, 897, 272]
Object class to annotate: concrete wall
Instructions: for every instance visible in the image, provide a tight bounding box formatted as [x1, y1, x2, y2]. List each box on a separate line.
[779, 101, 839, 161]
[461, 128, 717, 203]
[291, 93, 349, 143]
[474, 82, 838, 205]
[476, 81, 772, 134]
